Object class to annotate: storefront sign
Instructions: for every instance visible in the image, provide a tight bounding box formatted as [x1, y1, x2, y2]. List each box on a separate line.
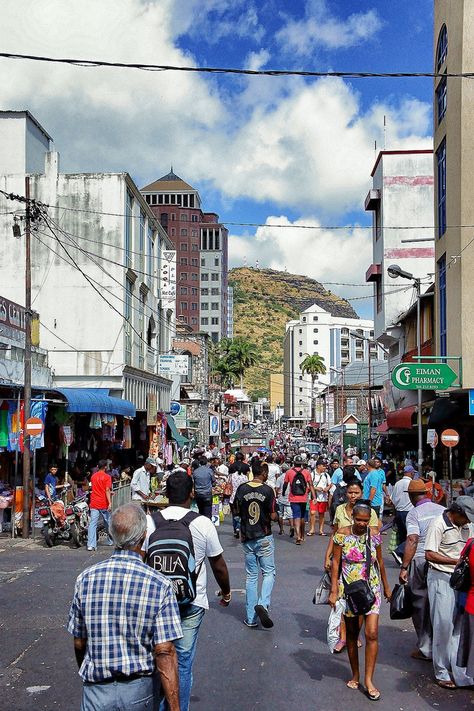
[160, 251, 177, 302]
[62, 426, 73, 446]
[158, 355, 189, 376]
[147, 393, 157, 426]
[391, 363, 457, 390]
[0, 297, 26, 332]
[174, 404, 187, 429]
[427, 428, 438, 448]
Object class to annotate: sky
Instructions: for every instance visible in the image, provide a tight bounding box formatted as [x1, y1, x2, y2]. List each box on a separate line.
[1, 0, 435, 318]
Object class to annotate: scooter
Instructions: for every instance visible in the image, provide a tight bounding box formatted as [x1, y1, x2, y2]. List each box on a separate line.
[38, 487, 80, 548]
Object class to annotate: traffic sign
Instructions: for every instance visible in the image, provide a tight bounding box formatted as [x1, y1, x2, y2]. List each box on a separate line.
[427, 429, 438, 448]
[391, 362, 457, 390]
[441, 429, 460, 448]
[469, 390, 474, 416]
[25, 416, 44, 436]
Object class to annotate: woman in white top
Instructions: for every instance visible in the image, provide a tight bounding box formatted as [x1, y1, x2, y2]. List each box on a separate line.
[309, 459, 332, 536]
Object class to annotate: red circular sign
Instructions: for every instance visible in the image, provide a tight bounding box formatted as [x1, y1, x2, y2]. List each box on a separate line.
[25, 416, 44, 435]
[441, 428, 459, 448]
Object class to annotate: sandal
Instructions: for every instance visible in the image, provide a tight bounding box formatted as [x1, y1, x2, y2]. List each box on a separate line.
[346, 680, 359, 690]
[295, 539, 302, 545]
[307, 532, 315, 536]
[436, 680, 456, 689]
[365, 688, 381, 701]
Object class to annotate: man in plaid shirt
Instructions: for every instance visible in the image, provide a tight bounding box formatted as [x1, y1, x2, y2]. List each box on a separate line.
[68, 503, 182, 711]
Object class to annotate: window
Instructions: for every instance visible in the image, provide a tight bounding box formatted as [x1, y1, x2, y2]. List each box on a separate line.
[214, 258, 219, 266]
[201, 258, 206, 266]
[170, 228, 175, 237]
[191, 273, 198, 281]
[302, 317, 306, 322]
[191, 258, 198, 266]
[180, 257, 188, 266]
[376, 276, 382, 313]
[375, 206, 382, 240]
[201, 303, 209, 310]
[346, 397, 357, 413]
[191, 214, 199, 222]
[313, 316, 318, 322]
[191, 303, 198, 311]
[180, 287, 188, 295]
[201, 273, 208, 281]
[211, 273, 219, 281]
[180, 243, 188, 251]
[171, 213, 176, 221]
[211, 302, 219, 310]
[181, 273, 187, 281]
[437, 138, 447, 237]
[125, 191, 133, 268]
[211, 332, 219, 343]
[147, 226, 153, 285]
[191, 288, 198, 295]
[313, 328, 318, 333]
[191, 243, 198, 250]
[211, 288, 219, 295]
[341, 327, 349, 335]
[299, 329, 302, 334]
[313, 340, 318, 345]
[201, 288, 209, 295]
[299, 340, 303, 346]
[139, 211, 145, 272]
[201, 317, 209, 325]
[299, 375, 302, 380]
[436, 24, 448, 70]
[180, 214, 188, 221]
[356, 353, 364, 360]
[191, 318, 198, 325]
[438, 254, 447, 357]
[181, 302, 188, 310]
[211, 317, 219, 325]
[436, 76, 447, 124]
[180, 229, 188, 236]
[356, 340, 363, 348]
[145, 194, 150, 204]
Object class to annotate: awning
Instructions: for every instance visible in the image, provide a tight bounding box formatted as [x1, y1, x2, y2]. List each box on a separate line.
[376, 421, 389, 433]
[386, 405, 416, 430]
[55, 388, 136, 417]
[428, 398, 460, 427]
[167, 415, 189, 447]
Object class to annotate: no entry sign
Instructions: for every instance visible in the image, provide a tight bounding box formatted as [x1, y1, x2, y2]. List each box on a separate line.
[441, 429, 460, 448]
[25, 416, 44, 436]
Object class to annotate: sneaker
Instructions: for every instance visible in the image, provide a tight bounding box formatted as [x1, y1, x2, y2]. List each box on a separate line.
[243, 619, 258, 628]
[391, 551, 403, 566]
[234, 531, 240, 539]
[87, 547, 96, 551]
[254, 604, 274, 629]
[289, 527, 295, 538]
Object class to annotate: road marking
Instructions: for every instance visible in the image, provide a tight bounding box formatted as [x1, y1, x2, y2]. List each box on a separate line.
[27, 686, 50, 694]
[9, 632, 44, 667]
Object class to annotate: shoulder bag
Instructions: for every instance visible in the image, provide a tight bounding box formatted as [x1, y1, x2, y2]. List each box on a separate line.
[450, 538, 474, 592]
[342, 529, 376, 615]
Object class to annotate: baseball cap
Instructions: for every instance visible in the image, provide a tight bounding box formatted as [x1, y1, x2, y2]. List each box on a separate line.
[294, 455, 303, 465]
[356, 459, 367, 466]
[145, 457, 157, 467]
[408, 479, 427, 494]
[455, 496, 474, 522]
[404, 465, 416, 474]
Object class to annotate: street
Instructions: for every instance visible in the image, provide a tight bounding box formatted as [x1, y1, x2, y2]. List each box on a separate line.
[1, 521, 470, 711]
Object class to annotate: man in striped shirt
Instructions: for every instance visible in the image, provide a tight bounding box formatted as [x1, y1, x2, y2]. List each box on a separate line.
[68, 503, 182, 711]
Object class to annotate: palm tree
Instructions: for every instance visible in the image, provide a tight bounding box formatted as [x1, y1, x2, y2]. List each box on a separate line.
[300, 353, 327, 423]
[228, 336, 259, 389]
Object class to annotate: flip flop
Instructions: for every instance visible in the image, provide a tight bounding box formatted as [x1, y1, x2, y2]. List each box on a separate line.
[436, 680, 456, 689]
[307, 532, 315, 536]
[295, 539, 302, 545]
[346, 680, 360, 690]
[320, 532, 328, 536]
[365, 688, 381, 701]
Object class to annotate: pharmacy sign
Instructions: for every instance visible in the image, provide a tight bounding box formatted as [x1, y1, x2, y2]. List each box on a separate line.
[391, 362, 457, 390]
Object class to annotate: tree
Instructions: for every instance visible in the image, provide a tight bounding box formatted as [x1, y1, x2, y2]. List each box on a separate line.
[228, 336, 259, 389]
[300, 354, 327, 423]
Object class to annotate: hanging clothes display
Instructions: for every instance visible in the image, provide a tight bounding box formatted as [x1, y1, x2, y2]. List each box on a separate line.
[123, 419, 132, 449]
[0, 402, 9, 448]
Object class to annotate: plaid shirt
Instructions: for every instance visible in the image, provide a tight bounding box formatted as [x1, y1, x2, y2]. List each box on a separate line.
[68, 549, 182, 682]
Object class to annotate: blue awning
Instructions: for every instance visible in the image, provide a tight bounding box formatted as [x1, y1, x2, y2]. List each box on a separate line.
[55, 388, 136, 417]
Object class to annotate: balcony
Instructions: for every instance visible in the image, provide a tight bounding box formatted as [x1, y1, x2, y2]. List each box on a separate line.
[365, 189, 381, 212]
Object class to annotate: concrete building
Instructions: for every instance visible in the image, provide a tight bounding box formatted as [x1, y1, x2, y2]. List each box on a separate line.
[283, 304, 385, 421]
[0, 111, 173, 415]
[227, 286, 234, 338]
[141, 171, 229, 341]
[365, 150, 435, 346]
[433, 3, 474, 386]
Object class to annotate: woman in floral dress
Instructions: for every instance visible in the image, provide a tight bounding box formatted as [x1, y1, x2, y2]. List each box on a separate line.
[329, 500, 391, 701]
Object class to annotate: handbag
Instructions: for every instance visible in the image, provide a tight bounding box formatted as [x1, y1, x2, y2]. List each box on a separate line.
[342, 529, 376, 615]
[450, 538, 474, 592]
[390, 583, 413, 620]
[223, 478, 233, 498]
[313, 571, 331, 605]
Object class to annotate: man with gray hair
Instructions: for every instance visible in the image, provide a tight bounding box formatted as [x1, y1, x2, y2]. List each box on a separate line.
[68, 503, 182, 710]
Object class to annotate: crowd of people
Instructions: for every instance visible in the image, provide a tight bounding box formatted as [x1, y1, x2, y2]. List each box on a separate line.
[67, 444, 474, 709]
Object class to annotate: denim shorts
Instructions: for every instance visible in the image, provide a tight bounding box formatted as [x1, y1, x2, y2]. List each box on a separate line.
[290, 502, 307, 519]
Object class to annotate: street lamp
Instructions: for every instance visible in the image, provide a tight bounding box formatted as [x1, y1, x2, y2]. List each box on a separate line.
[387, 264, 423, 475]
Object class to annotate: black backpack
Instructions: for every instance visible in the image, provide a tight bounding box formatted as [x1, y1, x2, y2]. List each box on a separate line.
[330, 483, 348, 519]
[290, 468, 308, 496]
[146, 510, 201, 606]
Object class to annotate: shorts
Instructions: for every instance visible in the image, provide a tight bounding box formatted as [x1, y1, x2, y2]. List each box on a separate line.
[310, 501, 328, 514]
[290, 502, 307, 519]
[278, 502, 293, 520]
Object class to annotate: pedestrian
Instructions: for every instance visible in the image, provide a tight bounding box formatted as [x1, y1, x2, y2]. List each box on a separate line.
[144, 471, 231, 711]
[234, 457, 278, 628]
[329, 500, 391, 701]
[228, 459, 249, 538]
[330, 458, 343, 486]
[191, 456, 216, 519]
[68, 503, 182, 711]
[425, 496, 474, 688]
[399, 479, 445, 661]
[390, 465, 415, 565]
[309, 459, 331, 536]
[457, 534, 474, 679]
[283, 455, 317, 545]
[131, 457, 157, 507]
[265, 454, 281, 491]
[362, 459, 387, 519]
[87, 459, 113, 551]
[275, 464, 293, 536]
[421, 463, 446, 504]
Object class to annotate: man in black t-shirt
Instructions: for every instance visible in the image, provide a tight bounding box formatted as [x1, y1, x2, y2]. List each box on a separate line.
[235, 458, 278, 629]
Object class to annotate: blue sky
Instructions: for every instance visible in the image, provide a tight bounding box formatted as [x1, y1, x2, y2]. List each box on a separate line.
[1, 0, 436, 317]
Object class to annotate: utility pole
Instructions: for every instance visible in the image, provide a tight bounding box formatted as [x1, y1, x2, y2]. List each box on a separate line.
[22, 176, 32, 538]
[415, 278, 423, 475]
[368, 352, 372, 457]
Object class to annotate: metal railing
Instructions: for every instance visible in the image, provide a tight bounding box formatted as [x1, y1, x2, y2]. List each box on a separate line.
[112, 481, 132, 511]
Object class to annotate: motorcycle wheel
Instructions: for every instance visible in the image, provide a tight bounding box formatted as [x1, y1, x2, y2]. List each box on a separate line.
[44, 527, 56, 548]
[70, 523, 81, 548]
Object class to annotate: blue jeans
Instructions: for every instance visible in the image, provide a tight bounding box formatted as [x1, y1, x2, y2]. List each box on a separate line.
[82, 675, 159, 711]
[242, 535, 276, 624]
[160, 604, 205, 711]
[87, 508, 111, 549]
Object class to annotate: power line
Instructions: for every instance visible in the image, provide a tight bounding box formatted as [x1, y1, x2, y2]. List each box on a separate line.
[0, 51, 472, 79]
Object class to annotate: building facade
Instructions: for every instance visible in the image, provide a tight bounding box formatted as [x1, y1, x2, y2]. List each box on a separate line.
[200, 213, 229, 343]
[283, 304, 385, 420]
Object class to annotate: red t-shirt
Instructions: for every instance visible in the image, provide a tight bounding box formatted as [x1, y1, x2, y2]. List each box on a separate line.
[461, 538, 474, 614]
[284, 468, 312, 503]
[90, 470, 112, 510]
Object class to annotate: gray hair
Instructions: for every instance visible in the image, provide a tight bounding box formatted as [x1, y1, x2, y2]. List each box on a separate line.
[110, 503, 147, 549]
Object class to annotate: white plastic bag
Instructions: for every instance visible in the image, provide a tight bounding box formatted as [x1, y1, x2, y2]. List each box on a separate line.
[327, 599, 345, 653]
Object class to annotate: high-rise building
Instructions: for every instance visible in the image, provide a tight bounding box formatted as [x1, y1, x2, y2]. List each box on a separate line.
[141, 171, 229, 340]
[227, 286, 234, 338]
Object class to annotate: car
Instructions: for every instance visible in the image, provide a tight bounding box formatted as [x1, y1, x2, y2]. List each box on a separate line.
[302, 442, 321, 455]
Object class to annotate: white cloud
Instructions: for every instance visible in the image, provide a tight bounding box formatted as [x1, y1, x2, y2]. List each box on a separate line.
[276, 0, 382, 56]
[245, 49, 271, 72]
[174, 0, 265, 44]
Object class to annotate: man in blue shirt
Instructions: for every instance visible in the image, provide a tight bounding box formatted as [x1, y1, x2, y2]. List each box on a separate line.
[363, 458, 387, 518]
[330, 459, 343, 486]
[44, 464, 59, 502]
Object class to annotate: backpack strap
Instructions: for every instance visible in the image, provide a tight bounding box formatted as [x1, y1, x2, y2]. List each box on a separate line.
[151, 510, 165, 528]
[181, 510, 201, 526]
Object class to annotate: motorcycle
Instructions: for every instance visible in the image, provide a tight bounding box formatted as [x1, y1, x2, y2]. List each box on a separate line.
[38, 486, 81, 548]
[73, 494, 90, 546]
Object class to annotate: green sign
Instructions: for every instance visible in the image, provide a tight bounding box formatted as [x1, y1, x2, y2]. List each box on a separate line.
[391, 362, 457, 390]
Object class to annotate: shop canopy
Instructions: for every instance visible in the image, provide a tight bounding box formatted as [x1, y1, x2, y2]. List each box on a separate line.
[386, 405, 416, 430]
[55, 388, 136, 417]
[167, 414, 189, 448]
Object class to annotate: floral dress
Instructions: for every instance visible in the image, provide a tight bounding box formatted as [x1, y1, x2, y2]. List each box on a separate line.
[333, 531, 382, 617]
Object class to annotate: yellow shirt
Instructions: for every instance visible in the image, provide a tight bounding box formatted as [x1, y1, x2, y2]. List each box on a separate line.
[334, 503, 378, 530]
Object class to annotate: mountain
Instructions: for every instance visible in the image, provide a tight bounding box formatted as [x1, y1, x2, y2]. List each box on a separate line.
[228, 267, 359, 399]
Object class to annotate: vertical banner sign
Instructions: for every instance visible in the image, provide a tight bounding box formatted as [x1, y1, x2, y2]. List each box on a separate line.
[160, 250, 177, 305]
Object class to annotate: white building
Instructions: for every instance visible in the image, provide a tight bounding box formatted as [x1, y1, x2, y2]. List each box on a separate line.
[283, 304, 385, 421]
[0, 111, 174, 414]
[227, 286, 234, 338]
[365, 150, 435, 345]
[200, 216, 229, 343]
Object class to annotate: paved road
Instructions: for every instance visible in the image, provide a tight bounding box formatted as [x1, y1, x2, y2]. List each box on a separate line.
[0, 521, 471, 711]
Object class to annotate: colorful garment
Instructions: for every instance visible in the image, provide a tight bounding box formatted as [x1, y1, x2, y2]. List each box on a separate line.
[333, 530, 382, 617]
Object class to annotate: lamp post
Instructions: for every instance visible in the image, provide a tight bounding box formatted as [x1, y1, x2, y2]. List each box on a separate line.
[387, 264, 423, 475]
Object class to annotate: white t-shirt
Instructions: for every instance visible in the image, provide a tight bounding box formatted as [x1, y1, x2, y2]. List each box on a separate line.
[312, 471, 331, 502]
[267, 463, 281, 490]
[144, 506, 223, 610]
[131, 466, 150, 501]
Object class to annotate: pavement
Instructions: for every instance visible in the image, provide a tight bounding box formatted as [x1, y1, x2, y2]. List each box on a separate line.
[0, 521, 472, 711]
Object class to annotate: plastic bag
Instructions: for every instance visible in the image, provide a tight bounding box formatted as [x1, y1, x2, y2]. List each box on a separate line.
[313, 572, 331, 605]
[390, 583, 413, 620]
[387, 527, 398, 554]
[327, 599, 345, 653]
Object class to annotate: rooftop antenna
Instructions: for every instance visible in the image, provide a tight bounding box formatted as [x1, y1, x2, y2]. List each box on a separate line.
[374, 139, 377, 157]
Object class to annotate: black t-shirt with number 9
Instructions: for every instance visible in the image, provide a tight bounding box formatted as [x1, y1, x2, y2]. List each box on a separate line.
[234, 480, 276, 541]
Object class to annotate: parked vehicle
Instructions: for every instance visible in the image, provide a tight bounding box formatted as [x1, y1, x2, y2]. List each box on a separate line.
[73, 494, 90, 546]
[38, 496, 80, 548]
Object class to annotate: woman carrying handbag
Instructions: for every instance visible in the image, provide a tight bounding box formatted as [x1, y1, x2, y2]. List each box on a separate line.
[329, 500, 391, 701]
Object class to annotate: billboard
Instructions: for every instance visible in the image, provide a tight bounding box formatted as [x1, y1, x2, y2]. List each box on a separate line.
[158, 354, 189, 376]
[160, 250, 177, 302]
